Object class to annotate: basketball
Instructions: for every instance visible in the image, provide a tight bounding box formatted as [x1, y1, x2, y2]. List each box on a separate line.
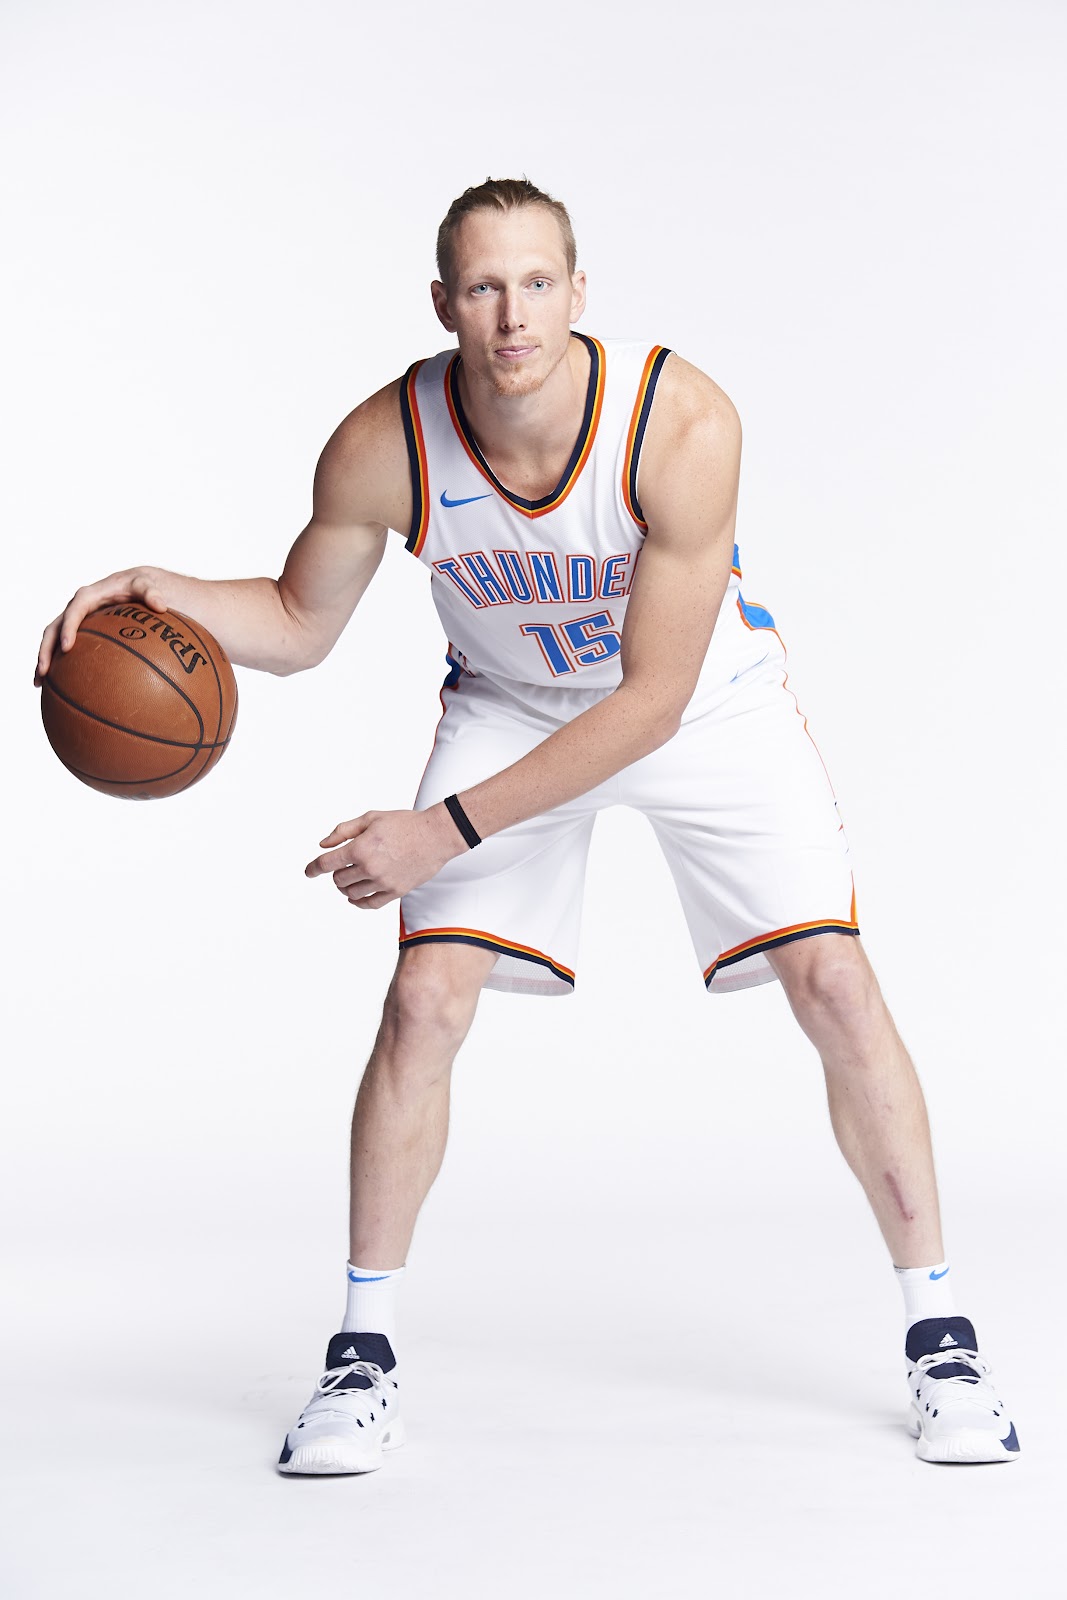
[40, 603, 239, 799]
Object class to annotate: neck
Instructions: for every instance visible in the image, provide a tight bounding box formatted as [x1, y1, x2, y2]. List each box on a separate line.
[457, 334, 589, 471]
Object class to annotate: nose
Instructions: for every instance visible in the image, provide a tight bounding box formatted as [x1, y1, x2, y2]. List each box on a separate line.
[499, 287, 526, 331]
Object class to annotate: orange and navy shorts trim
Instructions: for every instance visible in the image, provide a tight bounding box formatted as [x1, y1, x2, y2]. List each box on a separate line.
[399, 921, 575, 987]
[443, 333, 605, 519]
[622, 345, 672, 530]
[399, 360, 430, 556]
[703, 916, 860, 989]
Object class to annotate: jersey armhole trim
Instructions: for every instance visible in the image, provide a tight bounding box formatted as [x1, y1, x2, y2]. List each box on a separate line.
[399, 360, 430, 555]
[622, 345, 672, 531]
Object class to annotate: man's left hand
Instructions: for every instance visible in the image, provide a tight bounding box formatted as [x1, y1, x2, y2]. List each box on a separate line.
[305, 805, 463, 907]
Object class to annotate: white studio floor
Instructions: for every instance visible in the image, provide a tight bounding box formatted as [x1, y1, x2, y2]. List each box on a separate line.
[4, 1193, 1061, 1600]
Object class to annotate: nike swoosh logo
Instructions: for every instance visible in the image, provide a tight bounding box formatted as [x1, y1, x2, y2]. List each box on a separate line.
[928, 1268, 951, 1280]
[347, 1271, 390, 1283]
[440, 490, 492, 507]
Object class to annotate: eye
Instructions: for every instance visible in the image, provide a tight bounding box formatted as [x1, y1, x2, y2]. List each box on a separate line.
[471, 283, 491, 296]
[530, 279, 548, 291]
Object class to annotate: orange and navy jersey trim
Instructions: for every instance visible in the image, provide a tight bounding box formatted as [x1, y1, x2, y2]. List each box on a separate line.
[622, 345, 672, 530]
[443, 333, 605, 520]
[399, 360, 430, 556]
[703, 915, 860, 988]
[399, 920, 575, 987]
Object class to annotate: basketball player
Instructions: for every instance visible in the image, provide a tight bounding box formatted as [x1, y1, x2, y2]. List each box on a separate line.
[37, 178, 1018, 1469]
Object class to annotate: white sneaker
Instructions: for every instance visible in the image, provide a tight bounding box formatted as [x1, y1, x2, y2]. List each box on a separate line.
[906, 1316, 1020, 1464]
[277, 1332, 404, 1475]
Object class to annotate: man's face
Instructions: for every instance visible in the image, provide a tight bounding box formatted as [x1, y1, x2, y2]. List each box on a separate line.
[431, 206, 586, 398]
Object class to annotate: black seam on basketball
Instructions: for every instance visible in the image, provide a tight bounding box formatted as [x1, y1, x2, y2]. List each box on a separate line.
[51, 738, 232, 791]
[58, 756, 198, 787]
[41, 676, 231, 750]
[76, 626, 207, 743]
[169, 609, 238, 746]
[168, 610, 225, 744]
[223, 686, 239, 744]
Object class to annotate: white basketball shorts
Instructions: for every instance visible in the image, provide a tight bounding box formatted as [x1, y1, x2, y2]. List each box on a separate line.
[399, 647, 858, 997]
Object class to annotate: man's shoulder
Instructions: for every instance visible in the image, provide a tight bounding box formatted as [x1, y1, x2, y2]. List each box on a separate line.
[314, 377, 412, 532]
[653, 351, 740, 438]
[323, 378, 406, 467]
[637, 352, 742, 516]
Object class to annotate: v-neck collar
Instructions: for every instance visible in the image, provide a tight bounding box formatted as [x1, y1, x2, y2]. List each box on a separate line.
[443, 333, 605, 519]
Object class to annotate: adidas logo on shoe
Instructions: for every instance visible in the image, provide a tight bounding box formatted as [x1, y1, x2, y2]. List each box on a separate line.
[939, 1334, 958, 1348]
[341, 1346, 359, 1360]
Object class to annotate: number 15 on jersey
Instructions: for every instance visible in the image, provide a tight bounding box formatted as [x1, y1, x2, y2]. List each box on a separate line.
[519, 610, 622, 676]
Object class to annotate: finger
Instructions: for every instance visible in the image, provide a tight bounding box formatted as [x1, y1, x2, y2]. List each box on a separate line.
[130, 575, 169, 611]
[319, 815, 372, 850]
[46, 606, 82, 663]
[350, 889, 397, 910]
[36, 618, 63, 681]
[306, 840, 370, 879]
[333, 866, 376, 893]
[342, 879, 378, 901]
[55, 576, 170, 658]
[57, 591, 103, 654]
[305, 846, 353, 879]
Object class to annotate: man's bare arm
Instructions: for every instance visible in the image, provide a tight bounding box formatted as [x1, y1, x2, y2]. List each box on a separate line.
[36, 382, 409, 680]
[307, 355, 742, 901]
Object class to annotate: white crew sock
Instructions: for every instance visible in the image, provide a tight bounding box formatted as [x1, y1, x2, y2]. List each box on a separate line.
[342, 1262, 405, 1343]
[894, 1261, 957, 1329]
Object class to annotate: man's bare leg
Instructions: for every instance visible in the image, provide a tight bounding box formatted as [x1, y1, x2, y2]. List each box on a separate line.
[349, 941, 497, 1266]
[278, 941, 496, 1475]
[765, 934, 1019, 1463]
[767, 935, 943, 1266]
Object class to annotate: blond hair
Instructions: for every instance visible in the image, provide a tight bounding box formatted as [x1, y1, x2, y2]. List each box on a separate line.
[436, 177, 577, 288]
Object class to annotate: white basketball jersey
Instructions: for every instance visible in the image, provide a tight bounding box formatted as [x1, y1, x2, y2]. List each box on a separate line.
[398, 334, 754, 706]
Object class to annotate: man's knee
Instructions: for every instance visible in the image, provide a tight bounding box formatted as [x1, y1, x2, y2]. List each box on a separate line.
[379, 942, 495, 1059]
[770, 934, 880, 1034]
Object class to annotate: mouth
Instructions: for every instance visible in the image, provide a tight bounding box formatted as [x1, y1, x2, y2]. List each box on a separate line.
[494, 344, 538, 361]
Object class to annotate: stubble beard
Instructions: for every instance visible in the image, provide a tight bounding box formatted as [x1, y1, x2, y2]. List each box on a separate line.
[488, 364, 545, 399]
[486, 338, 569, 400]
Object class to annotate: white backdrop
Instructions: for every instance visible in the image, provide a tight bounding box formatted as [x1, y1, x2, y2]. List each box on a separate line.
[3, 3, 1065, 1597]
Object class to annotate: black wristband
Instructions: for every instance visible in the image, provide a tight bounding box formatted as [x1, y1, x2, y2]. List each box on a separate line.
[443, 793, 482, 849]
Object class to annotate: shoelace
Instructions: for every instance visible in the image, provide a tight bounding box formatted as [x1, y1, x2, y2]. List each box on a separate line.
[914, 1347, 993, 1389]
[317, 1359, 387, 1397]
[303, 1360, 390, 1425]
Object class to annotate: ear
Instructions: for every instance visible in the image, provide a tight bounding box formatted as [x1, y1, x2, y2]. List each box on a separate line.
[431, 280, 456, 333]
[569, 270, 587, 325]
